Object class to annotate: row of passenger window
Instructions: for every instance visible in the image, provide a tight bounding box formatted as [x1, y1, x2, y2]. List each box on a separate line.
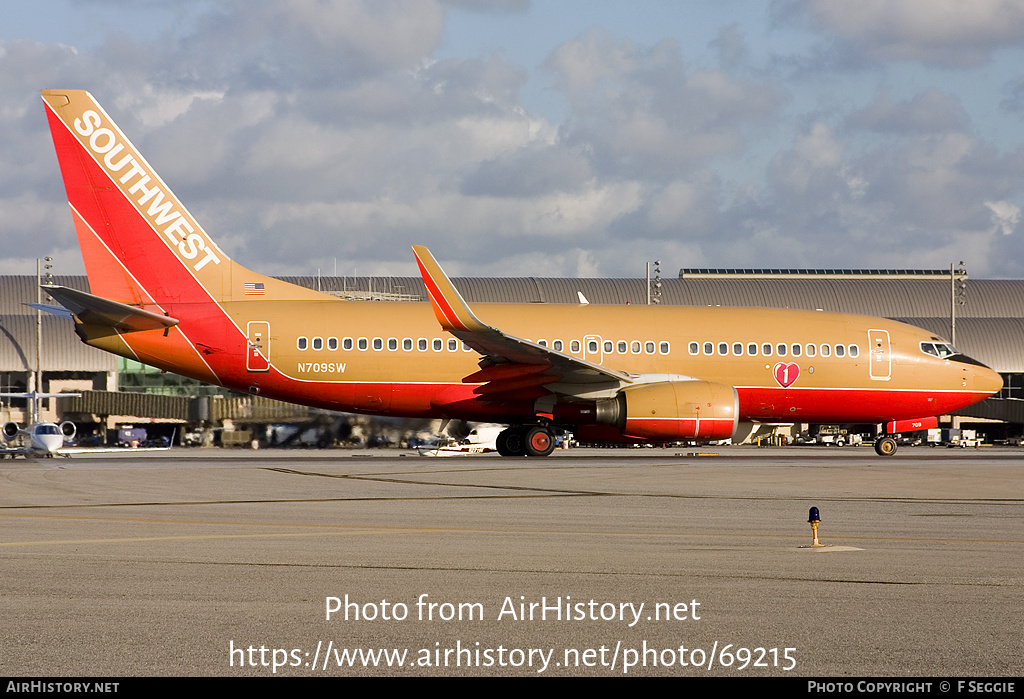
[295, 335, 673, 355]
[543, 339, 671, 355]
[297, 336, 474, 352]
[295, 335, 859, 359]
[688, 341, 860, 359]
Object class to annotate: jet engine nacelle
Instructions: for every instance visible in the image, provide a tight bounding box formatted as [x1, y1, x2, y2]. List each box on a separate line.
[598, 380, 739, 441]
[445, 420, 473, 441]
[3, 422, 19, 441]
[60, 421, 76, 440]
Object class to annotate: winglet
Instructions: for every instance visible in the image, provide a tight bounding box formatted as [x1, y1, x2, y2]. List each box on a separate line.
[412, 246, 489, 333]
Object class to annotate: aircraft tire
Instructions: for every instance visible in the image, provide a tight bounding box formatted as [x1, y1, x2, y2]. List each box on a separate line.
[496, 430, 511, 456]
[497, 428, 526, 457]
[524, 426, 555, 457]
[874, 436, 898, 457]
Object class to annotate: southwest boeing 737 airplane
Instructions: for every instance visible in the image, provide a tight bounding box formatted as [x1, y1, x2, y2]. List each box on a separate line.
[39, 89, 1002, 457]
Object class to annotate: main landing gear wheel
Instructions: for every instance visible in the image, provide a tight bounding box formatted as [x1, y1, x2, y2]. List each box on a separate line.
[496, 428, 526, 457]
[874, 436, 898, 457]
[524, 426, 556, 457]
[496, 426, 555, 457]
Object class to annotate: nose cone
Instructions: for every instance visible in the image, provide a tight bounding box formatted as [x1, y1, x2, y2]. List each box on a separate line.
[41, 434, 64, 454]
[975, 363, 1003, 397]
[32, 434, 62, 454]
[949, 354, 1002, 399]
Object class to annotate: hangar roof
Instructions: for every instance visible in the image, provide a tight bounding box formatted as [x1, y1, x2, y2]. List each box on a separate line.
[278, 275, 1023, 320]
[2, 273, 1008, 317]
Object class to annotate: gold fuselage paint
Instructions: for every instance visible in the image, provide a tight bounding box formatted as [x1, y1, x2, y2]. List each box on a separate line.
[104, 297, 1000, 424]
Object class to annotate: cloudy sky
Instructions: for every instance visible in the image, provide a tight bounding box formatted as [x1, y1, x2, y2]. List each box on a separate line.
[4, 0, 1024, 279]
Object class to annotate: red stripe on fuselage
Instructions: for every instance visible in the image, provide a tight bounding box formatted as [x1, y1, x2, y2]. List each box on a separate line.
[736, 386, 983, 423]
[191, 374, 986, 426]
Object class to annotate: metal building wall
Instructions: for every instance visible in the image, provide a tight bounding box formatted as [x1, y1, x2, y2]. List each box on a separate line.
[0, 315, 115, 372]
[0, 276, 90, 315]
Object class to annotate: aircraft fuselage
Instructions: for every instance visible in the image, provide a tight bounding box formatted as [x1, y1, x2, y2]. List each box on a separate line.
[79, 298, 999, 426]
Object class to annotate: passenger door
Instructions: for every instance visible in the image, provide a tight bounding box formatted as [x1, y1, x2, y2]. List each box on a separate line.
[867, 329, 891, 380]
[247, 321, 270, 372]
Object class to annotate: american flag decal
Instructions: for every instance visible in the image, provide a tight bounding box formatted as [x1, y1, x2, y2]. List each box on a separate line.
[244, 282, 266, 295]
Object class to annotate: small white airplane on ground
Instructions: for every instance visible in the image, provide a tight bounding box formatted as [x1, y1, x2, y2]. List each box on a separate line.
[2, 392, 79, 458]
[1, 392, 173, 458]
[415, 423, 505, 457]
[1, 420, 76, 458]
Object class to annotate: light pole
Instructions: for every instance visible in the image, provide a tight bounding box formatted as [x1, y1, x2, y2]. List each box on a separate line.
[34, 256, 53, 422]
[646, 260, 662, 305]
[950, 261, 966, 347]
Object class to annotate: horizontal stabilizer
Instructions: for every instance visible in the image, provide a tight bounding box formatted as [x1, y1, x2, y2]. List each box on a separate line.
[42, 285, 179, 332]
[25, 303, 74, 320]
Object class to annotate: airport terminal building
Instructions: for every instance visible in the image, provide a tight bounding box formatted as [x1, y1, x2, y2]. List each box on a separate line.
[2, 269, 1022, 441]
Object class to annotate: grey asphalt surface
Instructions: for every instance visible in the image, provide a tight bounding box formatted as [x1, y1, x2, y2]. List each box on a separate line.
[1, 445, 1021, 677]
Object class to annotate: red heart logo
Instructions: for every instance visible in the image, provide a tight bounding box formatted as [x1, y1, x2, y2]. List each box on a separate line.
[773, 362, 800, 388]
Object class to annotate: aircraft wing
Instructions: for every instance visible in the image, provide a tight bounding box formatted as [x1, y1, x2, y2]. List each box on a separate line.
[41, 285, 179, 333]
[412, 245, 634, 387]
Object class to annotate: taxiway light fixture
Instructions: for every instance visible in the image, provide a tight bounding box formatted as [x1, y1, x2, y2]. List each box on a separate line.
[806, 506, 824, 547]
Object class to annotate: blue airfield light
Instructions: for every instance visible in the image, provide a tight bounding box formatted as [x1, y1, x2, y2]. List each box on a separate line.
[800, 506, 828, 548]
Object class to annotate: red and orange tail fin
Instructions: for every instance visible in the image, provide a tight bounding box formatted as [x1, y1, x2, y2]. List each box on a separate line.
[42, 89, 329, 305]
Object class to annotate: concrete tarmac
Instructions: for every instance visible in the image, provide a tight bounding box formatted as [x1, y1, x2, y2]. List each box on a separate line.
[1, 445, 1021, 677]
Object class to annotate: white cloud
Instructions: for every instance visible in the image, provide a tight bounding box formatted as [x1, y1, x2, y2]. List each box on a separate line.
[794, 122, 844, 169]
[548, 31, 779, 179]
[115, 86, 225, 128]
[799, 0, 1024, 66]
[6, 0, 1024, 280]
[986, 200, 1020, 235]
[846, 90, 970, 133]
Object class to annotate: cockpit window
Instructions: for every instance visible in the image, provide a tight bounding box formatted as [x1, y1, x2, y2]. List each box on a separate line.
[920, 341, 958, 358]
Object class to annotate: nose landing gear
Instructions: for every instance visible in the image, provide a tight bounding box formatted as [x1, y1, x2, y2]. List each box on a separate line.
[874, 435, 898, 456]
